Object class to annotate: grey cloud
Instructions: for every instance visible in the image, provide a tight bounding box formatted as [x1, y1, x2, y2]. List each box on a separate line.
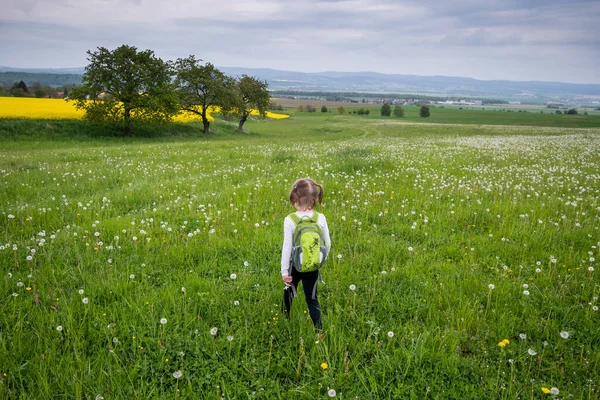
[0, 0, 598, 83]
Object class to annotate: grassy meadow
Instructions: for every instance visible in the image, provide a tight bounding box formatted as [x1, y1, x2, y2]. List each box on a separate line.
[1, 110, 599, 399]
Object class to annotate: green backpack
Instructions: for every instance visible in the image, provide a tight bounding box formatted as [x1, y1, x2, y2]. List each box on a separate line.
[289, 211, 329, 273]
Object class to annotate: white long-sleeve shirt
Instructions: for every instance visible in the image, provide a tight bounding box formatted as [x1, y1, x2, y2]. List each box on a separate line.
[280, 211, 331, 276]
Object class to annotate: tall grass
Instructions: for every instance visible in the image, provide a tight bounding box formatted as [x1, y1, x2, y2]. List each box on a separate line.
[0, 117, 599, 399]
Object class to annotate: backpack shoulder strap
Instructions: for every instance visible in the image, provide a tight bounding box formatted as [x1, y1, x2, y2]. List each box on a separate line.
[288, 212, 301, 225]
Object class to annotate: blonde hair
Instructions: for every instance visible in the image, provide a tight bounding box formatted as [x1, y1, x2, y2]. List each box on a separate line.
[289, 178, 323, 210]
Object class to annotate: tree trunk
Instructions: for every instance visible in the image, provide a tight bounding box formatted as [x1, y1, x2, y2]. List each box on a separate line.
[124, 108, 132, 136]
[238, 113, 248, 132]
[202, 109, 210, 134]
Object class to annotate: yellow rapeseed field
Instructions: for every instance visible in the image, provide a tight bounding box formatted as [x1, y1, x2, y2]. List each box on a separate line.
[0, 97, 288, 121]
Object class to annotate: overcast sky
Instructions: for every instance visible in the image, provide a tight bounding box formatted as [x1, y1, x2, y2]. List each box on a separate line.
[1, 0, 599, 83]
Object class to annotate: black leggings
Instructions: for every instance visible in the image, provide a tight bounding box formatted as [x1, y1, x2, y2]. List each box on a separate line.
[283, 269, 321, 329]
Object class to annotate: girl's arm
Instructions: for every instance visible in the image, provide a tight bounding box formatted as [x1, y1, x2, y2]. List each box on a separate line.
[280, 217, 295, 276]
[320, 214, 331, 251]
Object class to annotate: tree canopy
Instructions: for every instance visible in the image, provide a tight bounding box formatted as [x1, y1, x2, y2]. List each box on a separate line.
[380, 103, 391, 116]
[393, 105, 404, 117]
[68, 45, 177, 135]
[173, 56, 237, 134]
[234, 75, 270, 132]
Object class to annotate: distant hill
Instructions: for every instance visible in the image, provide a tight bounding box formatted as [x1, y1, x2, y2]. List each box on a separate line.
[2, 65, 599, 101]
[0, 71, 82, 88]
[220, 67, 600, 99]
[0, 66, 85, 74]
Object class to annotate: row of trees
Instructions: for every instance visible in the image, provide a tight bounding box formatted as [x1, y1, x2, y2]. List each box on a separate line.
[69, 45, 271, 135]
[0, 80, 71, 98]
[381, 103, 430, 117]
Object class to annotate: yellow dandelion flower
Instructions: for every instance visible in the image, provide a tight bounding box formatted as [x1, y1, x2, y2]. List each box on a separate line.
[541, 387, 551, 394]
[26, 287, 32, 291]
[497, 341, 506, 347]
[321, 363, 328, 370]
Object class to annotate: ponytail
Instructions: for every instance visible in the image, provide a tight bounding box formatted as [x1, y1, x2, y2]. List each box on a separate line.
[315, 183, 324, 205]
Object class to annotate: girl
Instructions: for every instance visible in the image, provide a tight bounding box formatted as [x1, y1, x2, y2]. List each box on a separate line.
[281, 178, 331, 329]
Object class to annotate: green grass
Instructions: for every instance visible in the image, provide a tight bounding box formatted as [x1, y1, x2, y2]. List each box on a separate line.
[292, 105, 600, 128]
[0, 115, 599, 399]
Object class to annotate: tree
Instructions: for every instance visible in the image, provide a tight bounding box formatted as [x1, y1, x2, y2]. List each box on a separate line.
[11, 81, 29, 97]
[419, 105, 430, 118]
[68, 45, 177, 136]
[393, 105, 404, 117]
[566, 108, 578, 115]
[234, 75, 271, 132]
[34, 89, 47, 98]
[337, 106, 345, 114]
[173, 56, 237, 134]
[380, 103, 391, 116]
[321, 105, 328, 113]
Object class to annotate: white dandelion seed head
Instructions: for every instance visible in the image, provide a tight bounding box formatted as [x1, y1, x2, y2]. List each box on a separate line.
[593, 306, 598, 311]
[536, 268, 541, 273]
[17, 281, 24, 287]
[519, 333, 527, 340]
[173, 370, 183, 379]
[78, 289, 84, 295]
[522, 284, 529, 289]
[160, 318, 167, 325]
[523, 290, 530, 296]
[181, 287, 186, 293]
[129, 274, 135, 279]
[408, 246, 413, 252]
[550, 387, 559, 395]
[337, 254, 342, 259]
[527, 348, 537, 356]
[56, 325, 63, 331]
[230, 273, 237, 280]
[112, 337, 118, 343]
[488, 284, 495, 290]
[560, 331, 569, 339]
[210, 327, 218, 336]
[589, 266, 595, 272]
[328, 389, 337, 397]
[349, 284, 356, 291]
[233, 300, 240, 306]
[387, 331, 394, 338]
[227, 335, 234, 341]
[243, 261, 249, 267]
[82, 297, 89, 304]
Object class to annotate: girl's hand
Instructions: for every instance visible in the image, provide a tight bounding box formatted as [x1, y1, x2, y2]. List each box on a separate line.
[282, 275, 292, 286]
